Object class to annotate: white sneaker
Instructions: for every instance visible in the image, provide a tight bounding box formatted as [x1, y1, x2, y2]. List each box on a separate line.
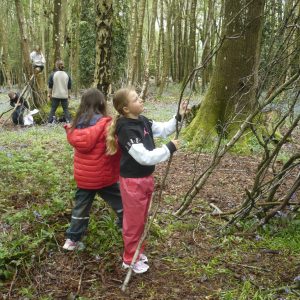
[63, 239, 78, 250]
[139, 253, 148, 263]
[122, 260, 149, 274]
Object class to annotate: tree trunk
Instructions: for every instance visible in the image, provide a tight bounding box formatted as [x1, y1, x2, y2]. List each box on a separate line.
[184, 0, 265, 147]
[53, 0, 62, 65]
[155, 0, 164, 86]
[128, 0, 146, 86]
[158, 0, 172, 96]
[201, 0, 215, 90]
[127, 0, 138, 81]
[15, 0, 32, 81]
[93, 0, 113, 97]
[140, 0, 158, 99]
[70, 0, 81, 97]
[0, 18, 12, 88]
[186, 0, 197, 80]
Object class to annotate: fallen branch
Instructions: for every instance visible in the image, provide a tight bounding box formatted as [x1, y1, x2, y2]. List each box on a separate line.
[7, 268, 18, 299]
[76, 266, 86, 296]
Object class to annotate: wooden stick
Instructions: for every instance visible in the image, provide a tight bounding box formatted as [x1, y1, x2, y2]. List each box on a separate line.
[76, 266, 86, 296]
[7, 268, 18, 299]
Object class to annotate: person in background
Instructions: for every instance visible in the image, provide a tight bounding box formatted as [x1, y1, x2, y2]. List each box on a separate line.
[63, 88, 123, 251]
[8, 91, 29, 126]
[47, 60, 72, 123]
[106, 87, 187, 274]
[30, 45, 46, 74]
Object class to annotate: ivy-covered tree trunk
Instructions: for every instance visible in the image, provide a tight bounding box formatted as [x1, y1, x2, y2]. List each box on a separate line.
[53, 0, 62, 64]
[184, 0, 265, 147]
[93, 0, 113, 96]
[15, 0, 32, 81]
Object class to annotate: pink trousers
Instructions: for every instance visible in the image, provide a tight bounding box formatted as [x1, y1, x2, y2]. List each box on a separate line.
[120, 175, 154, 264]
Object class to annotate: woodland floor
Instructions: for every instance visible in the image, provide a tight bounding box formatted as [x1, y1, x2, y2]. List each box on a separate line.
[1, 147, 300, 299]
[0, 92, 300, 299]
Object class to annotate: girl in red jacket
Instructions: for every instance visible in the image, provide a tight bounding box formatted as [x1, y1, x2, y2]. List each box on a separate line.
[63, 88, 122, 251]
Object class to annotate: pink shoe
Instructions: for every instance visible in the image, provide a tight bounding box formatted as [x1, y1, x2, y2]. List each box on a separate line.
[139, 253, 148, 263]
[122, 260, 149, 274]
[63, 239, 78, 251]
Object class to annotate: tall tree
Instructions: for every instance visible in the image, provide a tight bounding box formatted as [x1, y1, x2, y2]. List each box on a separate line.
[70, 0, 81, 96]
[53, 0, 62, 64]
[140, 0, 158, 99]
[15, 0, 32, 80]
[128, 0, 146, 86]
[0, 15, 12, 88]
[184, 0, 265, 146]
[94, 0, 113, 96]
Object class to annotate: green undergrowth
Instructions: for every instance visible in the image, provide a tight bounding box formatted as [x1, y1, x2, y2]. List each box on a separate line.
[0, 125, 122, 282]
[146, 205, 300, 299]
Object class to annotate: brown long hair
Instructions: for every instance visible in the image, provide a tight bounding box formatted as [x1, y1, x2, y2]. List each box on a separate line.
[72, 88, 107, 130]
[106, 88, 133, 155]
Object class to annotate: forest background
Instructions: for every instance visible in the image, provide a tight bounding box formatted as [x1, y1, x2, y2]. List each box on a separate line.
[0, 0, 300, 299]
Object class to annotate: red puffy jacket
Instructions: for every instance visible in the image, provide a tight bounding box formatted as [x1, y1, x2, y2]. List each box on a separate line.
[65, 117, 120, 189]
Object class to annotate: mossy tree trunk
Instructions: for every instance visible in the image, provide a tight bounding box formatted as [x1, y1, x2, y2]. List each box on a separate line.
[184, 0, 265, 147]
[93, 0, 113, 97]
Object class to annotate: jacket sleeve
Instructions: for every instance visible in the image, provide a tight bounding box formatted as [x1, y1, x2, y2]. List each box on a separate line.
[64, 123, 102, 153]
[118, 125, 177, 166]
[151, 116, 179, 138]
[128, 142, 176, 166]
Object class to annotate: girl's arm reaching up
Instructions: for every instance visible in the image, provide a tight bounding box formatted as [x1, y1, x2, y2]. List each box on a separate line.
[128, 140, 178, 166]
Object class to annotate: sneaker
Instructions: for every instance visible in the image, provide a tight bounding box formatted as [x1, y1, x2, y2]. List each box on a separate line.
[63, 239, 78, 251]
[139, 253, 148, 263]
[122, 260, 149, 274]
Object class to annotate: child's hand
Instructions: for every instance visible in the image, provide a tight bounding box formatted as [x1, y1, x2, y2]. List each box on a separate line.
[179, 100, 190, 116]
[171, 139, 180, 150]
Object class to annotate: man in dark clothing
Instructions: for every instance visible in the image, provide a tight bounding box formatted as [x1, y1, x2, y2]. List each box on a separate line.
[8, 92, 29, 125]
[47, 60, 72, 123]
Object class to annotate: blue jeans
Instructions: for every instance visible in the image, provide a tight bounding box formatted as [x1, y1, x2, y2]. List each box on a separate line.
[48, 98, 71, 123]
[66, 183, 123, 242]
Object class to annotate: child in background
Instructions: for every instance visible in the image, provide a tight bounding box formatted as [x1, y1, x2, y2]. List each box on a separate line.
[8, 91, 29, 125]
[106, 88, 187, 273]
[30, 45, 46, 74]
[63, 88, 123, 251]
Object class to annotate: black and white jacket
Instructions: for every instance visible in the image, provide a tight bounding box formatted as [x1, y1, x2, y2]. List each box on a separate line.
[116, 115, 179, 178]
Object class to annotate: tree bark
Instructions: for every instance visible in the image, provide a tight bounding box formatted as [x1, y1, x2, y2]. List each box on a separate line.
[140, 0, 158, 99]
[128, 0, 147, 86]
[70, 0, 81, 96]
[15, 0, 32, 81]
[93, 0, 113, 97]
[53, 0, 62, 65]
[0, 17, 12, 88]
